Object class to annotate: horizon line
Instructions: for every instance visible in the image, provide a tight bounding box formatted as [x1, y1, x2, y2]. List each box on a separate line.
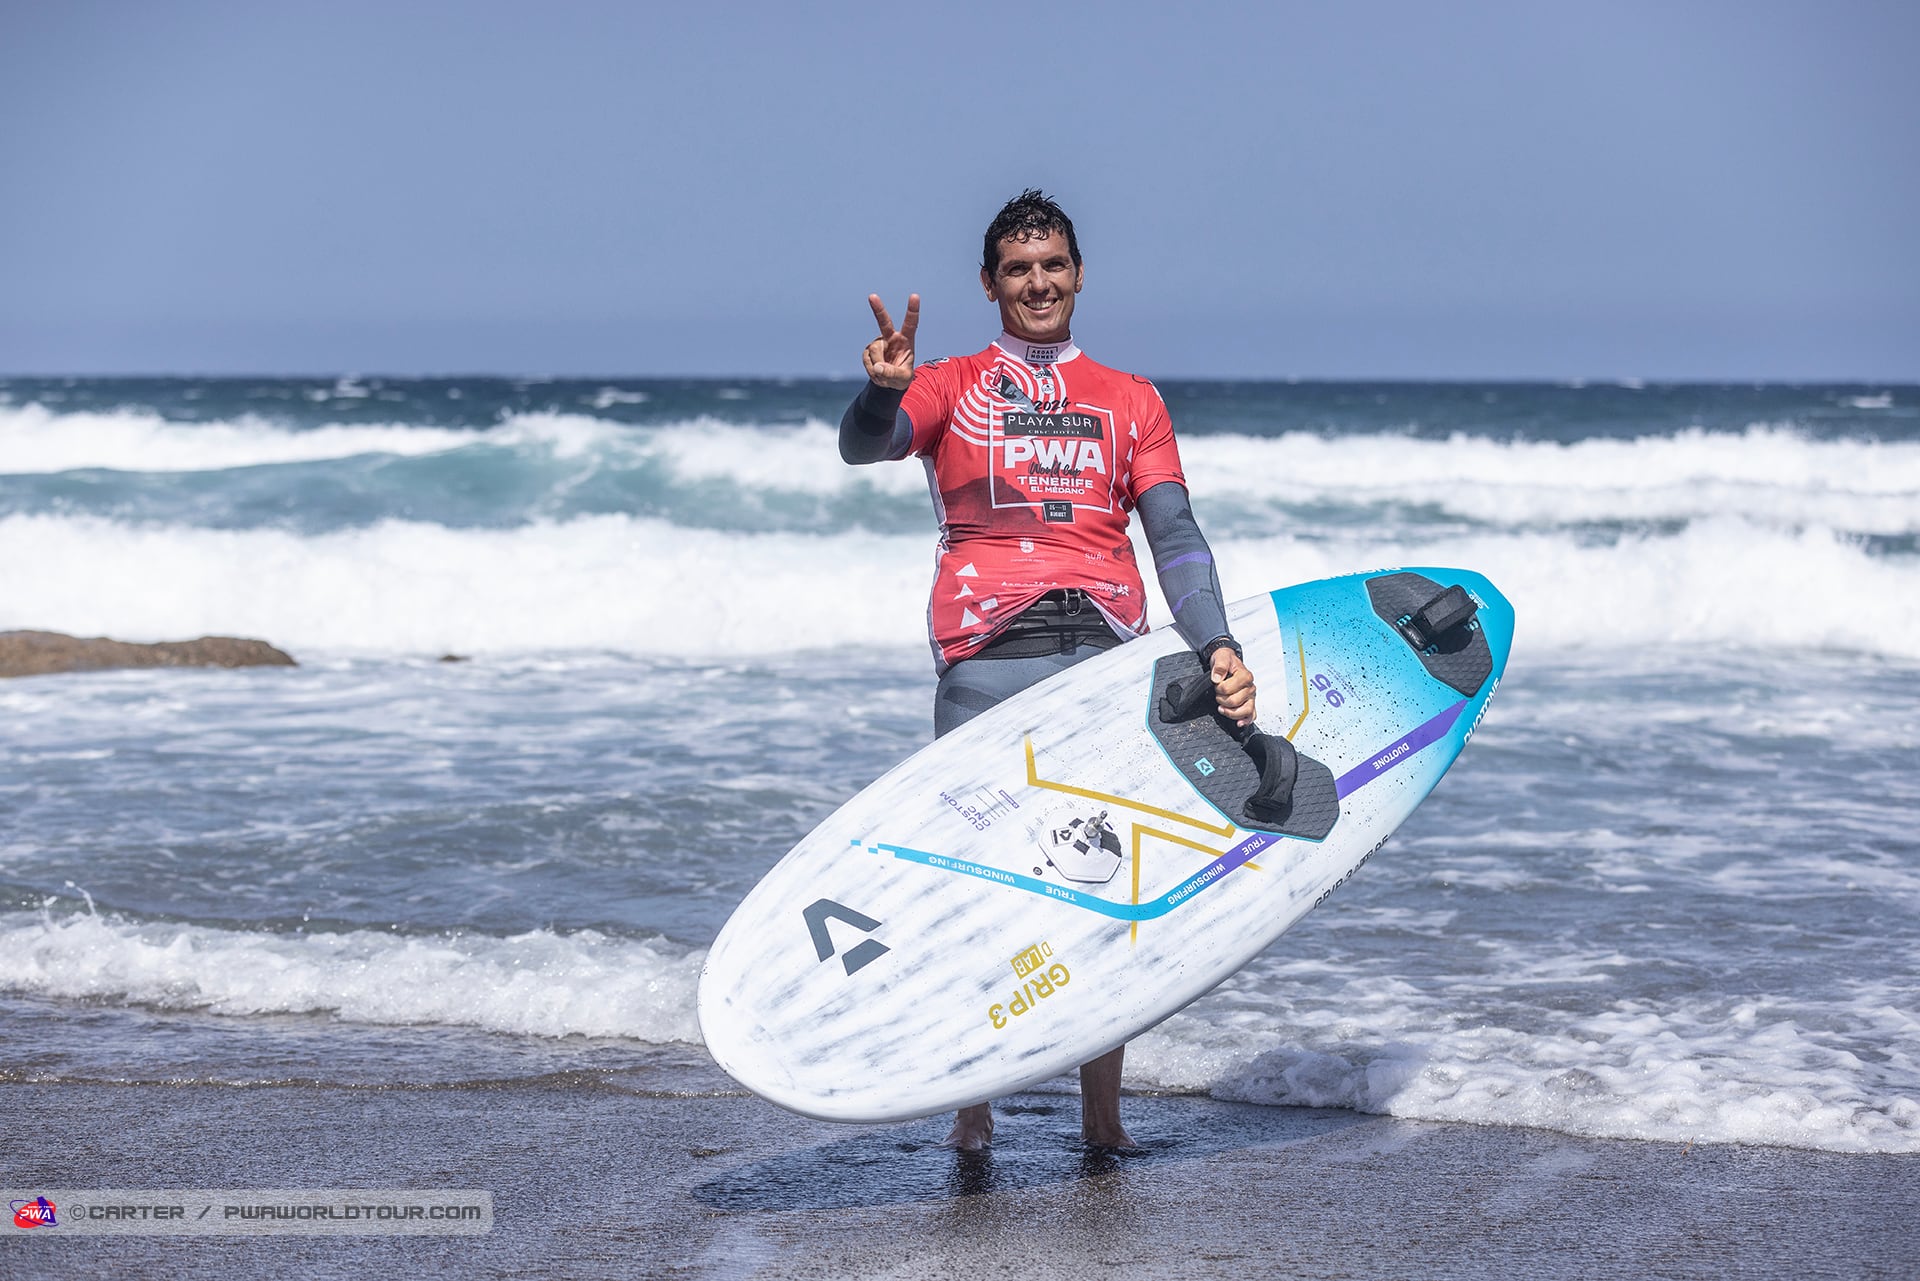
[4, 370, 1917, 387]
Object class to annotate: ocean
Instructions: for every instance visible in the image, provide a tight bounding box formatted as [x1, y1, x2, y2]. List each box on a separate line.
[2, 374, 1916, 1158]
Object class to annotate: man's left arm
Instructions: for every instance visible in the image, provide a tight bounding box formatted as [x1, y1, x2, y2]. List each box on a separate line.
[1136, 481, 1256, 726]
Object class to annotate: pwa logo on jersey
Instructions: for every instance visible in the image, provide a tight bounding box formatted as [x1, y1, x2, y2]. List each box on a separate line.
[999, 410, 1107, 478]
[1001, 435, 1107, 474]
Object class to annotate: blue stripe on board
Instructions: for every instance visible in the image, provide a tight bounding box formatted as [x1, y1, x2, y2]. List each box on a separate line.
[849, 688, 1471, 919]
[851, 830, 1281, 921]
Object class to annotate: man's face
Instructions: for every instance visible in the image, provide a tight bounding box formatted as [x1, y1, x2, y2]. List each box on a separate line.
[981, 231, 1083, 343]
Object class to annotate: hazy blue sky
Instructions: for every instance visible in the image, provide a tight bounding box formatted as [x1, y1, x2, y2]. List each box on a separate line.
[3, 0, 1915, 379]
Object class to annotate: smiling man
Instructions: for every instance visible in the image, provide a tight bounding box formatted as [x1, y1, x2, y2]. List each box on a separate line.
[838, 189, 1257, 1150]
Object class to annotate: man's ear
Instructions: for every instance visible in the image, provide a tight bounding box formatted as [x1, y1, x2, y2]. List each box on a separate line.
[1074, 263, 1085, 294]
[980, 266, 996, 301]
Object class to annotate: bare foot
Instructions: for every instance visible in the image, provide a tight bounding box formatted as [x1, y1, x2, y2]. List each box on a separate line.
[1081, 1118, 1138, 1149]
[941, 1103, 994, 1150]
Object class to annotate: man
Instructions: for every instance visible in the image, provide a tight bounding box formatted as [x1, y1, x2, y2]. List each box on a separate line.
[839, 189, 1256, 1150]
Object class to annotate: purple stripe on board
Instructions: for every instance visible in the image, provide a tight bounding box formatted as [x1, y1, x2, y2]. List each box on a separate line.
[1165, 829, 1280, 909]
[1335, 700, 1468, 798]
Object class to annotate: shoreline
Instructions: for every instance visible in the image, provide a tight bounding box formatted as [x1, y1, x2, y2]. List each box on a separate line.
[3, 1081, 1913, 1280]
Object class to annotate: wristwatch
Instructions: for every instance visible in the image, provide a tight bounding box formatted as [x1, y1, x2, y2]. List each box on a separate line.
[1200, 635, 1243, 669]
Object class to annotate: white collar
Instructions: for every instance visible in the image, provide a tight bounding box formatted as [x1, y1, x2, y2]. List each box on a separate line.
[993, 331, 1081, 367]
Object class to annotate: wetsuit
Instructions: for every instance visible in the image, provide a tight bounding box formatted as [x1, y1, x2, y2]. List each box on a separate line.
[841, 332, 1235, 737]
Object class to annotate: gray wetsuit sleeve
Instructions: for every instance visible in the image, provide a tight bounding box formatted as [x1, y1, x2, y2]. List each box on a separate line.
[1136, 480, 1234, 653]
[838, 381, 914, 464]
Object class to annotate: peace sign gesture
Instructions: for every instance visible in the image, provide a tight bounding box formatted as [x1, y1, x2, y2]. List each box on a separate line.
[863, 293, 920, 390]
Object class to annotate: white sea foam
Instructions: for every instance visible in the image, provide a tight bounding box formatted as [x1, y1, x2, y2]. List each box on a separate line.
[7, 905, 1910, 1153]
[0, 404, 474, 472]
[0, 513, 932, 654]
[0, 405, 626, 473]
[1205, 517, 1920, 659]
[0, 908, 703, 1043]
[591, 387, 651, 409]
[1180, 425, 1920, 534]
[10, 409, 1920, 536]
[0, 406, 922, 499]
[3, 512, 1916, 658]
[641, 420, 928, 497]
[1125, 975, 1920, 1154]
[613, 420, 1920, 530]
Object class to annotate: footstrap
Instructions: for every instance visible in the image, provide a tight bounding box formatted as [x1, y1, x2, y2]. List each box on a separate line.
[1241, 730, 1300, 824]
[1159, 670, 1218, 722]
[1397, 584, 1478, 651]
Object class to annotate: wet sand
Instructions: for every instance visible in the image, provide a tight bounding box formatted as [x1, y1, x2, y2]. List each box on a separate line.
[2, 1079, 1914, 1279]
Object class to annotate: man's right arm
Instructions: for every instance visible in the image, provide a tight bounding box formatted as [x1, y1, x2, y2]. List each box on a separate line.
[839, 381, 915, 464]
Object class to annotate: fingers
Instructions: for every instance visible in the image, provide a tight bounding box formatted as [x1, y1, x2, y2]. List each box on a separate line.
[869, 292, 920, 342]
[1215, 672, 1254, 702]
[863, 291, 917, 389]
[1210, 650, 1249, 685]
[1218, 685, 1257, 726]
[1218, 689, 1257, 726]
[1212, 654, 1257, 726]
[863, 336, 913, 390]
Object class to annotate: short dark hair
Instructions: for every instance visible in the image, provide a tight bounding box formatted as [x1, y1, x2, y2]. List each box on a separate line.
[982, 188, 1081, 276]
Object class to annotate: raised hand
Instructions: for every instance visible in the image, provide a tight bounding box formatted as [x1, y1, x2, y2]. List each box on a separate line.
[863, 293, 920, 390]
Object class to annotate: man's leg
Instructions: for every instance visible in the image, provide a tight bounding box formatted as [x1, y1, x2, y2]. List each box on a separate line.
[1078, 1045, 1136, 1148]
[932, 641, 1128, 1147]
[944, 1103, 994, 1150]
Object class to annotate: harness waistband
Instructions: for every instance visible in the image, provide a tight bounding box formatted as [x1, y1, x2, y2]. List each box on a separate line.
[970, 589, 1122, 660]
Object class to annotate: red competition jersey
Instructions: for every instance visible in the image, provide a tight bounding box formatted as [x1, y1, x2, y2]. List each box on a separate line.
[901, 332, 1187, 671]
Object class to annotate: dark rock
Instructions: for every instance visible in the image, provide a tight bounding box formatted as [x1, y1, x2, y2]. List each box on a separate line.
[0, 631, 298, 679]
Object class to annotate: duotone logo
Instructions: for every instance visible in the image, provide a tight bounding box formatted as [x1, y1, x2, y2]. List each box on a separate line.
[802, 899, 889, 976]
